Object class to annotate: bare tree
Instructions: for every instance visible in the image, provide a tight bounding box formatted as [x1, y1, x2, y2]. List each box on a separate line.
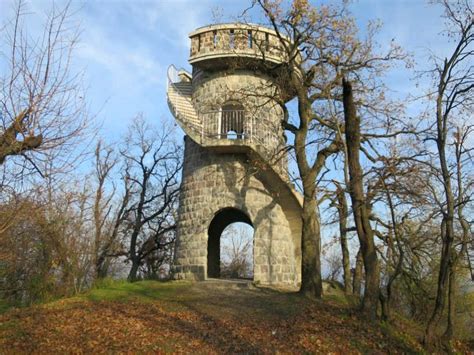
[342, 78, 381, 318]
[422, 0, 474, 345]
[220, 224, 254, 279]
[120, 116, 182, 282]
[323, 248, 343, 283]
[0, 0, 88, 177]
[254, 0, 405, 303]
[92, 140, 129, 279]
[331, 181, 351, 294]
[444, 125, 474, 338]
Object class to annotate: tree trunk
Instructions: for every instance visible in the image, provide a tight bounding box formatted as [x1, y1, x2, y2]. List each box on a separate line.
[424, 76, 457, 347]
[299, 183, 323, 299]
[335, 184, 351, 294]
[360, 241, 380, 319]
[425, 220, 452, 344]
[442, 127, 472, 341]
[127, 226, 141, 282]
[379, 292, 389, 321]
[443, 266, 456, 340]
[382, 187, 405, 321]
[95, 255, 109, 279]
[353, 249, 363, 297]
[343, 78, 380, 319]
[128, 259, 140, 282]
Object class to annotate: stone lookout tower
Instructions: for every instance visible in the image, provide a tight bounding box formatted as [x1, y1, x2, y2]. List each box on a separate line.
[167, 23, 302, 286]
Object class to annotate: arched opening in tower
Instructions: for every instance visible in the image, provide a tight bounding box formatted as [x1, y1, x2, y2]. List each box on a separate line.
[207, 208, 254, 279]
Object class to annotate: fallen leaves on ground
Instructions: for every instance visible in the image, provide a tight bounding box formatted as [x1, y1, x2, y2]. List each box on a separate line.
[0, 281, 426, 354]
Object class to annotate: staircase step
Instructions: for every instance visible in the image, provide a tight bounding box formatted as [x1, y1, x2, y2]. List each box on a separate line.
[167, 82, 200, 127]
[202, 278, 256, 290]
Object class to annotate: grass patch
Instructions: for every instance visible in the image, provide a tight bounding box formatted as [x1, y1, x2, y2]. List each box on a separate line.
[82, 279, 193, 303]
[322, 281, 354, 307]
[24, 279, 196, 314]
[0, 299, 12, 314]
[0, 318, 18, 332]
[379, 317, 425, 354]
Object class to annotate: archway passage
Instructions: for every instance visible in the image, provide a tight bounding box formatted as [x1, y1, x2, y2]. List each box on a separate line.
[220, 222, 254, 279]
[207, 208, 254, 279]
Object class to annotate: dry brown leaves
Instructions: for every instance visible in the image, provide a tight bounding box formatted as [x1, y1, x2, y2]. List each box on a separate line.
[0, 283, 425, 354]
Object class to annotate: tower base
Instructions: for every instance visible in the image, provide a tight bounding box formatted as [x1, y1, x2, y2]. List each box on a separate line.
[172, 137, 301, 287]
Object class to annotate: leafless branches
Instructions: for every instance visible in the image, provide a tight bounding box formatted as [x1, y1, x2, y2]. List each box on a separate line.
[120, 116, 182, 281]
[423, 0, 474, 344]
[0, 0, 89, 179]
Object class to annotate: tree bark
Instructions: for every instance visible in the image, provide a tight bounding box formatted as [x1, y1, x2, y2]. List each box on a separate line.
[335, 183, 351, 294]
[128, 259, 140, 282]
[343, 77, 380, 319]
[300, 182, 323, 298]
[443, 267, 456, 340]
[424, 65, 457, 347]
[353, 249, 363, 297]
[381, 186, 405, 321]
[0, 110, 42, 164]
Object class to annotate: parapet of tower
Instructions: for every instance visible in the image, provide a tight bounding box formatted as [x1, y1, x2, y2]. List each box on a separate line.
[188, 24, 289, 67]
[167, 23, 302, 286]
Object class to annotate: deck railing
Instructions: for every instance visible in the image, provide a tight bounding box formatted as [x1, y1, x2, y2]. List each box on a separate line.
[199, 109, 278, 150]
[167, 65, 279, 151]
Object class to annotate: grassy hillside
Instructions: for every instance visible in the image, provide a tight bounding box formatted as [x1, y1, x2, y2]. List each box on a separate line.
[0, 280, 461, 353]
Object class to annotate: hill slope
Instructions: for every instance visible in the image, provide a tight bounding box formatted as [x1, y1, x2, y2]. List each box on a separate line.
[0, 280, 425, 353]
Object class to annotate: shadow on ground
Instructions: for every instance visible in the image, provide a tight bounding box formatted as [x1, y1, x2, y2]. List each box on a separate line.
[0, 280, 426, 354]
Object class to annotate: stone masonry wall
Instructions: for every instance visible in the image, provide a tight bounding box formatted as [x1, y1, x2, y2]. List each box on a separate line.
[192, 68, 289, 178]
[172, 137, 301, 286]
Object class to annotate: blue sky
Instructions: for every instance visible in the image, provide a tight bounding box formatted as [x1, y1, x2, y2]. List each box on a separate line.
[0, 0, 450, 143]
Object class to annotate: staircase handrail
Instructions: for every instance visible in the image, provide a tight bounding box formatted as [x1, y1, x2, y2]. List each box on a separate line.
[167, 65, 197, 112]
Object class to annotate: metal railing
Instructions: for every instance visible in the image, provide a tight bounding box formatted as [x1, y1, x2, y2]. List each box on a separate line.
[201, 109, 250, 140]
[167, 64, 191, 87]
[199, 109, 279, 150]
[167, 65, 201, 129]
[167, 65, 280, 154]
